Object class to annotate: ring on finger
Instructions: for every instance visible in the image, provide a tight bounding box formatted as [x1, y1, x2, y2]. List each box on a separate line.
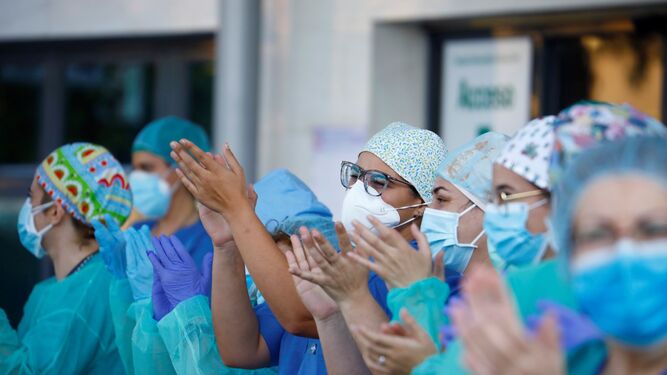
[377, 355, 386, 366]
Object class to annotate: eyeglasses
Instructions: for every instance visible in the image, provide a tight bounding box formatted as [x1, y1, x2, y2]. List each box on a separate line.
[573, 221, 667, 251]
[340, 161, 414, 197]
[491, 189, 547, 205]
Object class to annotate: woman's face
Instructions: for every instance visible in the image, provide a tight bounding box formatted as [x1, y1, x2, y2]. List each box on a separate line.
[131, 151, 178, 185]
[429, 177, 484, 244]
[571, 174, 667, 258]
[491, 164, 550, 234]
[356, 152, 424, 234]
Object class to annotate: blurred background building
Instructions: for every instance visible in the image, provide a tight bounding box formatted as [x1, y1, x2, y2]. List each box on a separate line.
[1, 0, 666, 326]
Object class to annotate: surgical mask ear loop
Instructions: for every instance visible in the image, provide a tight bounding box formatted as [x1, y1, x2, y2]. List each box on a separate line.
[455, 203, 483, 247]
[391, 201, 430, 230]
[529, 198, 550, 263]
[528, 198, 549, 211]
[160, 168, 181, 194]
[31, 201, 55, 214]
[459, 203, 477, 217]
[469, 229, 485, 248]
[32, 201, 56, 235]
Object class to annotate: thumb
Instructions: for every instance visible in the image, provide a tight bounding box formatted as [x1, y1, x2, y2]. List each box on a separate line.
[433, 251, 445, 281]
[147, 251, 165, 273]
[399, 308, 421, 338]
[537, 313, 561, 351]
[411, 224, 431, 258]
[247, 184, 258, 210]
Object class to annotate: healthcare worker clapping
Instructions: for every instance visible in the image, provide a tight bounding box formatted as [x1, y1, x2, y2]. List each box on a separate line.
[1, 143, 131, 374]
[451, 136, 667, 375]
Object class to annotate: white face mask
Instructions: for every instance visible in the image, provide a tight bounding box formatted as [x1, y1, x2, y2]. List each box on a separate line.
[341, 182, 426, 234]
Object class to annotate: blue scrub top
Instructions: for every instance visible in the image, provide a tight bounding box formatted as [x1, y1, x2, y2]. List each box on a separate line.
[256, 274, 391, 375]
[133, 219, 213, 267]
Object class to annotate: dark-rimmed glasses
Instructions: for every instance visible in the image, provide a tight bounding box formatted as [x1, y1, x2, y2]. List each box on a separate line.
[340, 161, 414, 197]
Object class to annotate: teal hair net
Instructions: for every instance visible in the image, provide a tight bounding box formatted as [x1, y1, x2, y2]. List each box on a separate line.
[552, 136, 667, 260]
[132, 116, 210, 165]
[438, 132, 509, 209]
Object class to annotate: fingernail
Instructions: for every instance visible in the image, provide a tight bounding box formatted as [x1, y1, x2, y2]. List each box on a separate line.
[170, 141, 179, 148]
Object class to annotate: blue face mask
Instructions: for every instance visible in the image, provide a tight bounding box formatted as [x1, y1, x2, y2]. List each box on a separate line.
[484, 199, 548, 271]
[17, 198, 55, 258]
[571, 238, 667, 348]
[129, 170, 174, 219]
[421, 205, 484, 274]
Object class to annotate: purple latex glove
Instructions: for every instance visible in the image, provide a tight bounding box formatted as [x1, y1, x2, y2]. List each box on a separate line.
[146, 235, 213, 310]
[150, 264, 172, 321]
[527, 300, 602, 351]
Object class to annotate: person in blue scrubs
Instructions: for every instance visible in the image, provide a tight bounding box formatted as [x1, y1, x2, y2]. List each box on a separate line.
[128, 116, 213, 264]
[102, 117, 215, 375]
[208, 169, 389, 375]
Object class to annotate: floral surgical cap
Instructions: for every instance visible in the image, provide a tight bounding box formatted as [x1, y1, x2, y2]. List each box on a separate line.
[362, 122, 446, 202]
[439, 132, 509, 210]
[495, 116, 556, 191]
[549, 101, 667, 185]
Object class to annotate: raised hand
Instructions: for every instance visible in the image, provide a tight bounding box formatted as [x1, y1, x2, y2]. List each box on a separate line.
[352, 309, 437, 375]
[147, 235, 212, 308]
[125, 225, 155, 300]
[170, 140, 248, 215]
[285, 233, 339, 321]
[198, 203, 233, 247]
[151, 267, 171, 321]
[449, 266, 564, 375]
[287, 223, 369, 304]
[92, 214, 127, 279]
[347, 217, 435, 289]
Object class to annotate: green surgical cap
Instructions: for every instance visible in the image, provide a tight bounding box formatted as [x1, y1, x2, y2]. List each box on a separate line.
[362, 122, 447, 202]
[132, 116, 210, 165]
[439, 132, 509, 210]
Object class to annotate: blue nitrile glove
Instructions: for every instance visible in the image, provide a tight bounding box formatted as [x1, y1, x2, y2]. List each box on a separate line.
[125, 225, 155, 301]
[150, 261, 172, 321]
[146, 235, 212, 308]
[527, 300, 602, 351]
[92, 214, 127, 279]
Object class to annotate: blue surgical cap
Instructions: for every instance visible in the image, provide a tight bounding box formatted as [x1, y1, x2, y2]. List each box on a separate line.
[275, 214, 340, 251]
[132, 116, 211, 165]
[439, 132, 509, 210]
[254, 168, 332, 229]
[552, 136, 667, 260]
[254, 169, 338, 250]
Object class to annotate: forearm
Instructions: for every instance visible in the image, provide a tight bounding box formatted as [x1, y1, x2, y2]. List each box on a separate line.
[315, 312, 371, 375]
[211, 245, 269, 367]
[339, 288, 390, 331]
[226, 205, 316, 336]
